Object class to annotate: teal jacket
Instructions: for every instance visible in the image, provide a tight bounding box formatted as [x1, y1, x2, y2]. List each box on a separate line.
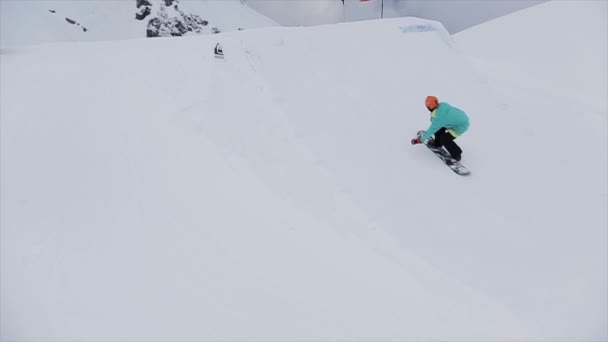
[421, 102, 470, 142]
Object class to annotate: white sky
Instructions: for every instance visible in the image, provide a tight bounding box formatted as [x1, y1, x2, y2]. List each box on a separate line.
[246, 0, 547, 33]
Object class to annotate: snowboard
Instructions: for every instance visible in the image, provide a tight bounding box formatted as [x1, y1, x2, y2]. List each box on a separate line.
[417, 130, 470, 176]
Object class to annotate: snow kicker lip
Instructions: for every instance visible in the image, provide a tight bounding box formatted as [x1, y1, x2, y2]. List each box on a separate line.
[400, 21, 455, 48]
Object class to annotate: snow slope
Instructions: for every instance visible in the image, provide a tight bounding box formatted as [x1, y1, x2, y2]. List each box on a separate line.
[0, 0, 278, 48]
[1, 1, 606, 341]
[455, 0, 607, 113]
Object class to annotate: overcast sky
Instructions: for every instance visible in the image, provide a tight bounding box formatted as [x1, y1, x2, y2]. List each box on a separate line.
[245, 0, 547, 33]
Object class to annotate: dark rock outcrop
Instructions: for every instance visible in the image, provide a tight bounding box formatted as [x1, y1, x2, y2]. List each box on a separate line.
[136, 0, 153, 20]
[145, 0, 210, 38]
[136, 6, 152, 20]
[64, 17, 89, 32]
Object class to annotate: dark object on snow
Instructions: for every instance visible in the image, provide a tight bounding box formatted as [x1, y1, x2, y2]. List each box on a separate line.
[146, 16, 189, 37]
[136, 0, 152, 20]
[63, 17, 88, 33]
[146, 3, 208, 38]
[214, 43, 223, 55]
[214, 43, 224, 59]
[136, 0, 152, 8]
[146, 17, 162, 37]
[48, 9, 56, 13]
[136, 6, 152, 20]
[211, 27, 220, 34]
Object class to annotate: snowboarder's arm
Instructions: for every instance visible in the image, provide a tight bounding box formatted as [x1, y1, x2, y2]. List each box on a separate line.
[420, 119, 442, 142]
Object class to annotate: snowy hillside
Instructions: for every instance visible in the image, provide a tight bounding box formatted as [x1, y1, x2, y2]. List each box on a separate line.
[455, 0, 607, 112]
[0, 0, 278, 48]
[1, 1, 606, 341]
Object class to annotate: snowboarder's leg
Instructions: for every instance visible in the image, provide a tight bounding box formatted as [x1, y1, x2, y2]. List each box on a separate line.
[432, 128, 446, 148]
[438, 130, 462, 161]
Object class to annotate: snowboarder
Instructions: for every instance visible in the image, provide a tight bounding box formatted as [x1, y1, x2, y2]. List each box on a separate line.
[411, 96, 470, 161]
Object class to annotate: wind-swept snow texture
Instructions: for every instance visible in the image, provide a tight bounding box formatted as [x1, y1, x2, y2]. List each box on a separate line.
[1, 1, 606, 341]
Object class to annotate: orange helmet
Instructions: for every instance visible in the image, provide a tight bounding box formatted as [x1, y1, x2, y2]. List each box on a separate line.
[425, 96, 439, 110]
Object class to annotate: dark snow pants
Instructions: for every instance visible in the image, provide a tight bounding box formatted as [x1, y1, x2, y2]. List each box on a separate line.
[432, 128, 462, 160]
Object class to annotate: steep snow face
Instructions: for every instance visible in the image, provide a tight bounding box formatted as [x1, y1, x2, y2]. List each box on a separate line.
[1, 2, 606, 342]
[0, 0, 278, 48]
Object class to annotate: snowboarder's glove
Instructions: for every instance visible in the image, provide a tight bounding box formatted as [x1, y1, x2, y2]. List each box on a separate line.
[411, 137, 423, 145]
